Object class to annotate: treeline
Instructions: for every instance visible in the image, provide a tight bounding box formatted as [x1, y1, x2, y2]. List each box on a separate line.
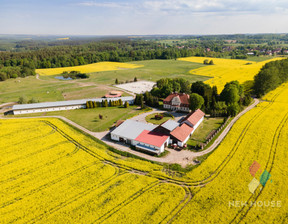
[86, 99, 129, 108]
[253, 58, 288, 97]
[0, 39, 217, 82]
[150, 78, 252, 116]
[0, 40, 204, 70]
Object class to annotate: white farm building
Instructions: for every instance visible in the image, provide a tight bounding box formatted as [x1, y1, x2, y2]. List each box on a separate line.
[110, 119, 170, 155]
[12, 96, 134, 115]
[110, 109, 205, 154]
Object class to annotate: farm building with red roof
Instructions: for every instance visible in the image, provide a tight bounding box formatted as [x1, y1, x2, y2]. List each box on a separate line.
[110, 109, 205, 154]
[134, 130, 170, 154]
[183, 109, 205, 129]
[163, 93, 190, 112]
[170, 109, 205, 147]
[170, 123, 194, 146]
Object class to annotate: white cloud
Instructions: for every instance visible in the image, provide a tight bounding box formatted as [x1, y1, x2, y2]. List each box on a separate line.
[78, 0, 288, 15]
[143, 0, 288, 14]
[78, 1, 131, 9]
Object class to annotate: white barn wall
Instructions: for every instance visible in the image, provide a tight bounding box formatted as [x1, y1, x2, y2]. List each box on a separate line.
[13, 97, 134, 115]
[13, 105, 85, 115]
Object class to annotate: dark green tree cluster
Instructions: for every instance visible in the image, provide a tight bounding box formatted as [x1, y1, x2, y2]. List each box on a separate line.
[219, 81, 245, 116]
[189, 80, 251, 116]
[134, 92, 159, 108]
[18, 96, 39, 104]
[144, 91, 159, 107]
[151, 78, 191, 98]
[135, 94, 144, 106]
[0, 59, 35, 81]
[62, 71, 89, 79]
[189, 93, 205, 111]
[203, 59, 214, 65]
[253, 58, 288, 97]
[190, 81, 218, 112]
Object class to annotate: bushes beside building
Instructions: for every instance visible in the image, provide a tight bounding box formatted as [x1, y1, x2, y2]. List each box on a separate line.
[86, 99, 126, 109]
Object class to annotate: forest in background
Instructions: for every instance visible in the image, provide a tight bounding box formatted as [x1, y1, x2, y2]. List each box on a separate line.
[1, 34, 288, 81]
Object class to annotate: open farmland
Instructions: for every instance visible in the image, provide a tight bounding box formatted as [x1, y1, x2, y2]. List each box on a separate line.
[0, 59, 208, 104]
[179, 56, 284, 91]
[36, 62, 143, 76]
[2, 82, 288, 223]
[0, 118, 187, 223]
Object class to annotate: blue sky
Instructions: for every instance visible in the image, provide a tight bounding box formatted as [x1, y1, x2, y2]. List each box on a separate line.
[1, 0, 288, 35]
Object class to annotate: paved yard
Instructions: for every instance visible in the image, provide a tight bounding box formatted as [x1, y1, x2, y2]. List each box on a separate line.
[130, 108, 187, 123]
[115, 80, 156, 94]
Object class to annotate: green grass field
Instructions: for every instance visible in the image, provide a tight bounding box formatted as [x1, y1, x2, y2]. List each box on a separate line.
[0, 59, 209, 104]
[12, 106, 148, 132]
[0, 76, 122, 104]
[87, 59, 209, 84]
[187, 117, 224, 148]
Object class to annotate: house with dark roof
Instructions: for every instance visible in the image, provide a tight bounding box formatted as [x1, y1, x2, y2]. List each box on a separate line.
[163, 93, 190, 112]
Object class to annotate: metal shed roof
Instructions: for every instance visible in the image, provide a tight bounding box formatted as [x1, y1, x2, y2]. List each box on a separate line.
[12, 96, 134, 110]
[110, 119, 157, 140]
[160, 119, 179, 132]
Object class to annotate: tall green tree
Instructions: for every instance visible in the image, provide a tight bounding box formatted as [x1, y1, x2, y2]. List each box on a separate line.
[189, 93, 204, 111]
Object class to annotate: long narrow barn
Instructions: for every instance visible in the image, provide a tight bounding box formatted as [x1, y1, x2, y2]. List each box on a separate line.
[12, 96, 134, 115]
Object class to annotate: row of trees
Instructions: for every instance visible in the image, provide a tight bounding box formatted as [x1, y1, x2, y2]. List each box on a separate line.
[86, 99, 127, 108]
[253, 58, 288, 97]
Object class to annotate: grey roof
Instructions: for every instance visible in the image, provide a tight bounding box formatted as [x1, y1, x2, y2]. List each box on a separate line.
[111, 119, 157, 140]
[12, 96, 134, 111]
[160, 119, 179, 131]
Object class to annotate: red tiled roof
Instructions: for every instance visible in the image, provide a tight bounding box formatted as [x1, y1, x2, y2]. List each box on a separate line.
[135, 130, 169, 148]
[184, 109, 205, 127]
[163, 93, 190, 105]
[170, 123, 194, 142]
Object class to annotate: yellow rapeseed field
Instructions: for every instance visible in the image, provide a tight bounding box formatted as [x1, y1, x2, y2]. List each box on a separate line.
[1, 83, 288, 223]
[179, 57, 284, 91]
[0, 118, 183, 223]
[172, 82, 288, 223]
[36, 61, 143, 76]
